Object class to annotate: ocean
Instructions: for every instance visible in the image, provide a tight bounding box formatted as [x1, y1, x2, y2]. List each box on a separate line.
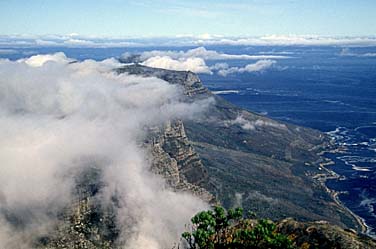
[199, 45, 376, 236]
[2, 45, 376, 236]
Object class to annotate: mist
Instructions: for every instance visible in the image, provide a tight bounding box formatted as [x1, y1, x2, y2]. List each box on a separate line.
[0, 53, 210, 248]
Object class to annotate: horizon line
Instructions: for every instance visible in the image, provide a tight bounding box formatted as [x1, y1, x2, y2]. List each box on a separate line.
[1, 34, 376, 48]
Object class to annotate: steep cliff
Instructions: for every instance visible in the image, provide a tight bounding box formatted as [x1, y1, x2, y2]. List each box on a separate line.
[145, 120, 215, 203]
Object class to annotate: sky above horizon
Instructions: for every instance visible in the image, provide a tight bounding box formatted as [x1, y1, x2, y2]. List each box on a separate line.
[0, 0, 375, 37]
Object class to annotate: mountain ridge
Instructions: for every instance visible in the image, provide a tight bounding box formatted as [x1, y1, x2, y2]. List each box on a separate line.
[117, 64, 361, 230]
[28, 64, 374, 248]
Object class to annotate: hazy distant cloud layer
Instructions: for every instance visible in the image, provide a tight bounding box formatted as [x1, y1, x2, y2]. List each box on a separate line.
[0, 49, 18, 54]
[339, 48, 376, 57]
[2, 34, 376, 48]
[0, 53, 211, 248]
[139, 47, 288, 61]
[194, 35, 376, 47]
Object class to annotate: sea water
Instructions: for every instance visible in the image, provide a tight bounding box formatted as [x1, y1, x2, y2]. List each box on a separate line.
[2, 45, 376, 236]
[200, 45, 376, 236]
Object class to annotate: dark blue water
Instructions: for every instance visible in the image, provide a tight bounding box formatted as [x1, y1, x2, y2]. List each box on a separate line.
[2, 45, 376, 235]
[199, 46, 376, 236]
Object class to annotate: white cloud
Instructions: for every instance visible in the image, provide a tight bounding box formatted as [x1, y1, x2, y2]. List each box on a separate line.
[35, 39, 60, 46]
[226, 115, 256, 130]
[139, 47, 288, 61]
[363, 53, 376, 57]
[136, 47, 284, 74]
[196, 33, 221, 40]
[63, 38, 96, 46]
[225, 115, 287, 130]
[141, 55, 212, 74]
[19, 52, 73, 67]
[2, 35, 376, 48]
[0, 35, 144, 48]
[210, 62, 229, 71]
[340, 48, 376, 57]
[216, 59, 276, 76]
[0, 53, 211, 248]
[253, 119, 287, 129]
[196, 35, 376, 47]
[242, 59, 276, 72]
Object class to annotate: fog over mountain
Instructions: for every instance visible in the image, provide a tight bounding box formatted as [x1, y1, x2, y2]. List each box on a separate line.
[0, 53, 211, 248]
[120, 47, 281, 75]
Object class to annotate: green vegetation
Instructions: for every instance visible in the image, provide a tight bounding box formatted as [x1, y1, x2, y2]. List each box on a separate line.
[182, 206, 295, 249]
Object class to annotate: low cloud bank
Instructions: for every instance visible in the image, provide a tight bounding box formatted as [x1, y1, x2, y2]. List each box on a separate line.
[21, 51, 74, 67]
[141, 55, 211, 74]
[138, 47, 288, 61]
[134, 47, 280, 75]
[213, 60, 276, 76]
[226, 115, 287, 131]
[0, 53, 210, 248]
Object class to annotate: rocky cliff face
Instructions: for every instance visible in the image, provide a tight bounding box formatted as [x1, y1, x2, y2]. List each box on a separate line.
[145, 120, 215, 203]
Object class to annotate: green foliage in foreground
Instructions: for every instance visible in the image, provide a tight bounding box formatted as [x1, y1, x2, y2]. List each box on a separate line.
[182, 206, 295, 249]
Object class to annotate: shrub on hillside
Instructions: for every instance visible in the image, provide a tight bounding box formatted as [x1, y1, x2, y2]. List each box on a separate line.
[181, 206, 295, 249]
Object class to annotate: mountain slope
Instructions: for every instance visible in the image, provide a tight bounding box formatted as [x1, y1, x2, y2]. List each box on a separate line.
[117, 64, 360, 231]
[29, 64, 371, 248]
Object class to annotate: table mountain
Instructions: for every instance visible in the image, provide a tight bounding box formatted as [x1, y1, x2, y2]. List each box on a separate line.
[29, 63, 373, 248]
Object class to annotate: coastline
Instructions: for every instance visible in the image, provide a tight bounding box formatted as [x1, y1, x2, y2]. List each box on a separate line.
[314, 158, 369, 235]
[331, 191, 370, 235]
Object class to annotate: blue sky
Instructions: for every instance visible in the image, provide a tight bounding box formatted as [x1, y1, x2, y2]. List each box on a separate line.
[0, 0, 375, 37]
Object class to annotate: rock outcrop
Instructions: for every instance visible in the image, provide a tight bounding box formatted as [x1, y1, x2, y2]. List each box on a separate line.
[276, 218, 376, 249]
[146, 120, 215, 203]
[116, 64, 208, 97]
